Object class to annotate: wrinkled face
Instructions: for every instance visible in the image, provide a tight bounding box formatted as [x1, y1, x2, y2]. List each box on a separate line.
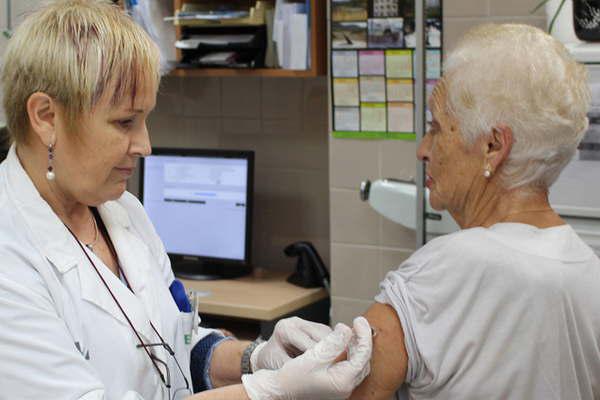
[52, 81, 157, 206]
[417, 80, 485, 213]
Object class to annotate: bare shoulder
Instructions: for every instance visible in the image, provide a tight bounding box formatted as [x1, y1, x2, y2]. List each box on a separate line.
[349, 303, 408, 400]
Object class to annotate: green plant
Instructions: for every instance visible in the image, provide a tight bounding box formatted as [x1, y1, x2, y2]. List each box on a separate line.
[532, 0, 567, 33]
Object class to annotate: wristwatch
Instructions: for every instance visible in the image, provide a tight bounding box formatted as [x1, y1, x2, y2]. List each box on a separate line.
[241, 338, 264, 375]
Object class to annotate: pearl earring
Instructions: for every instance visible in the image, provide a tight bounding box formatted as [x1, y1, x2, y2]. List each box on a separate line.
[484, 169, 491, 178]
[46, 143, 55, 181]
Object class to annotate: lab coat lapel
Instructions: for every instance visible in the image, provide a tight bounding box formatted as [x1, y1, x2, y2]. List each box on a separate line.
[97, 202, 166, 347]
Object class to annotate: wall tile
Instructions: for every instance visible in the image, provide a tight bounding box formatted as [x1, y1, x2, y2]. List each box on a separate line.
[379, 248, 413, 281]
[262, 118, 303, 136]
[331, 189, 380, 245]
[261, 78, 303, 119]
[380, 217, 416, 249]
[181, 77, 221, 117]
[179, 118, 221, 148]
[222, 118, 262, 135]
[303, 78, 330, 139]
[221, 77, 261, 118]
[330, 138, 379, 190]
[331, 297, 373, 326]
[489, 0, 546, 17]
[380, 140, 417, 181]
[155, 77, 183, 116]
[444, 0, 489, 18]
[443, 17, 489, 52]
[220, 133, 327, 171]
[147, 114, 185, 147]
[331, 244, 380, 300]
[252, 168, 329, 269]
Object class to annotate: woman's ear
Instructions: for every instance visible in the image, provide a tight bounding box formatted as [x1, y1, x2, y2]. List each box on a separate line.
[486, 125, 514, 172]
[26, 92, 58, 147]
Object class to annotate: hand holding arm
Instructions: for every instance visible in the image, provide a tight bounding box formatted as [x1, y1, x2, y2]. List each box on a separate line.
[251, 316, 332, 371]
[242, 317, 373, 400]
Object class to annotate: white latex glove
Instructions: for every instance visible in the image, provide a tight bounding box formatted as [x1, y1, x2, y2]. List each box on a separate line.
[251, 316, 332, 371]
[242, 316, 372, 400]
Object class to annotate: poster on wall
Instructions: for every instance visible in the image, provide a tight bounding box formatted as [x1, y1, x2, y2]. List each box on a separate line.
[330, 0, 443, 140]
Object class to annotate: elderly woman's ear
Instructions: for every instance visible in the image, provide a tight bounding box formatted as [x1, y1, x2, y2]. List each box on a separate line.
[484, 125, 514, 175]
[26, 92, 58, 147]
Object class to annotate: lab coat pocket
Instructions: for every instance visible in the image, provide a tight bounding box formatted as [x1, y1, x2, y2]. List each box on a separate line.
[180, 311, 196, 347]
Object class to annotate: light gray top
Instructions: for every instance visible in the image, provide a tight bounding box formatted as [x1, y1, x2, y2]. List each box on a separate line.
[376, 223, 600, 400]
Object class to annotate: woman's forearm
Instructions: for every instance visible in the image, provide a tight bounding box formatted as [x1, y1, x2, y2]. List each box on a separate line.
[209, 339, 251, 388]
[188, 384, 250, 400]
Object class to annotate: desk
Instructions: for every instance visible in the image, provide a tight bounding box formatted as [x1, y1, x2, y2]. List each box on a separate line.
[181, 272, 330, 338]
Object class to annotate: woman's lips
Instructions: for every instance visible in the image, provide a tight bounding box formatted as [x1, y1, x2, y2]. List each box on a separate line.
[116, 167, 134, 177]
[425, 174, 433, 188]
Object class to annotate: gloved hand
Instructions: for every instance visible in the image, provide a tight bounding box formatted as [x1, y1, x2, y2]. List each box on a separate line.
[242, 316, 372, 400]
[251, 316, 332, 371]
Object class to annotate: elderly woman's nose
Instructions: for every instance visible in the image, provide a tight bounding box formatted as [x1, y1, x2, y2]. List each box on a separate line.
[417, 134, 430, 161]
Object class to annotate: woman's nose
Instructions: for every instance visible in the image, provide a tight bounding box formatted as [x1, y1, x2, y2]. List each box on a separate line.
[131, 123, 151, 157]
[417, 133, 431, 162]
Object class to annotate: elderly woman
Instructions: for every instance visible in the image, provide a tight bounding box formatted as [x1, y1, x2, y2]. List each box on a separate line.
[0, 1, 372, 400]
[349, 24, 600, 399]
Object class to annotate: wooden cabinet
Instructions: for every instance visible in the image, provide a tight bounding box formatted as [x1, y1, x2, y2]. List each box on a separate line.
[171, 0, 326, 77]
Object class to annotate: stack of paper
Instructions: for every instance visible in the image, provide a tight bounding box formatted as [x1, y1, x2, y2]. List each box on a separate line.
[273, 0, 310, 70]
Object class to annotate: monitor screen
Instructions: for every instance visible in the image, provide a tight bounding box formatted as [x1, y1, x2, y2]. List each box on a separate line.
[140, 149, 253, 265]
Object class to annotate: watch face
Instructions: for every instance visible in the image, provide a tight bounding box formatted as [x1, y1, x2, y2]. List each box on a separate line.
[574, 0, 600, 41]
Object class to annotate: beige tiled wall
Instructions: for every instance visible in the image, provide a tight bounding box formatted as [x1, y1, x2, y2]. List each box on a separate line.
[129, 76, 331, 271]
[330, 0, 549, 325]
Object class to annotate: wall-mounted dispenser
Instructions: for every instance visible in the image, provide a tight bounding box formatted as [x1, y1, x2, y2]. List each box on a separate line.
[360, 178, 459, 235]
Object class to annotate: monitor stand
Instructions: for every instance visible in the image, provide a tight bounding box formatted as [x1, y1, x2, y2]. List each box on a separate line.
[172, 258, 251, 281]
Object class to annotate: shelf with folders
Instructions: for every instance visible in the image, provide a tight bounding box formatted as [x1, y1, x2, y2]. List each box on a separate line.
[170, 0, 326, 78]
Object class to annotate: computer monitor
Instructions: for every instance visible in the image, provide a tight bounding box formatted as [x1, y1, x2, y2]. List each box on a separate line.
[140, 148, 254, 280]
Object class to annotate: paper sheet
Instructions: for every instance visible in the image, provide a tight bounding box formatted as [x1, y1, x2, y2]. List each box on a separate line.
[360, 76, 386, 102]
[334, 107, 360, 131]
[332, 51, 359, 77]
[332, 21, 368, 49]
[387, 79, 413, 101]
[359, 50, 385, 75]
[386, 49, 413, 78]
[388, 102, 414, 132]
[361, 103, 387, 131]
[427, 49, 442, 79]
[333, 78, 360, 106]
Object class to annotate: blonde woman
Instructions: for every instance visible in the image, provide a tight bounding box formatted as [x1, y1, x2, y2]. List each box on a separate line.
[0, 1, 371, 399]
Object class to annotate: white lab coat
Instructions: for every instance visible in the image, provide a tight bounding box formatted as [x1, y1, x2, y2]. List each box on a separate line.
[0, 146, 214, 400]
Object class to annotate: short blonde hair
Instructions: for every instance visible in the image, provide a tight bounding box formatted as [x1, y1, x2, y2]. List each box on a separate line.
[444, 24, 590, 189]
[2, 0, 160, 144]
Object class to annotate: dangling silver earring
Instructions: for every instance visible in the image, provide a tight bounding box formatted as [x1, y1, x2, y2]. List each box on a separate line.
[46, 143, 55, 181]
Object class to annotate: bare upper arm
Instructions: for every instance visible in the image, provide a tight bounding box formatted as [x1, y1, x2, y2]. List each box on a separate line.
[348, 302, 408, 400]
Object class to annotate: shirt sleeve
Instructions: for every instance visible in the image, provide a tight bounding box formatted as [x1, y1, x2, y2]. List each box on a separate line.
[374, 231, 491, 389]
[0, 272, 145, 400]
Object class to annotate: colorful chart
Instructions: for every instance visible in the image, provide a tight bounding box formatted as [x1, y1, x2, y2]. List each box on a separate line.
[330, 0, 443, 140]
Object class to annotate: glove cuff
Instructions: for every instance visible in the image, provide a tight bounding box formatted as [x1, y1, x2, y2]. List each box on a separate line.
[241, 369, 281, 400]
[249, 340, 267, 372]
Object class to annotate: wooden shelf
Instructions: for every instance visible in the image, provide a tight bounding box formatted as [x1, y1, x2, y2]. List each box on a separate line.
[173, 0, 326, 78]
[170, 67, 321, 78]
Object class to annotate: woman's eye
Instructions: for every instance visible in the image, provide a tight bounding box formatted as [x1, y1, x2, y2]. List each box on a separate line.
[117, 119, 135, 129]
